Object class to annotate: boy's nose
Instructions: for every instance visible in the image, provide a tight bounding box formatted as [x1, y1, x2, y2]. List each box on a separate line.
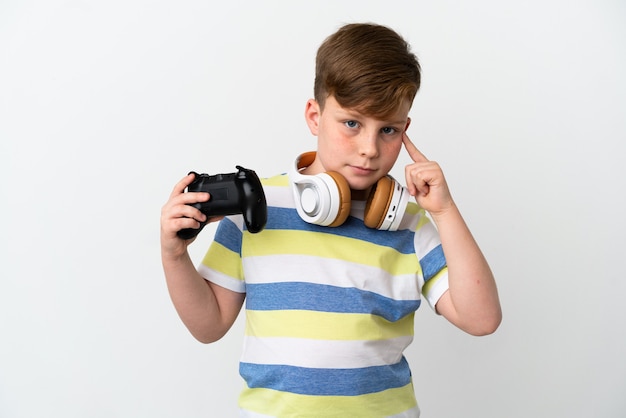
[358, 131, 379, 157]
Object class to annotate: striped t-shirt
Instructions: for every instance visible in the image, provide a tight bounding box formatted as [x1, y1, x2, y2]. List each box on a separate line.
[198, 173, 449, 417]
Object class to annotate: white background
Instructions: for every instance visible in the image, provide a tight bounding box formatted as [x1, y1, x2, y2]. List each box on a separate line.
[1, 1, 625, 417]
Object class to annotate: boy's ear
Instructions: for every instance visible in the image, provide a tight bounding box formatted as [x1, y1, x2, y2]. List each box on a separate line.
[304, 99, 321, 135]
[404, 117, 412, 132]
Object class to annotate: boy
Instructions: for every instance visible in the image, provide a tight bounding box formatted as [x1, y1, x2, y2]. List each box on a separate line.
[161, 22, 501, 417]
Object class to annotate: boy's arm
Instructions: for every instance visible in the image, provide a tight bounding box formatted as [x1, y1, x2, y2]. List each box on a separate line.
[403, 135, 502, 336]
[161, 174, 245, 343]
[428, 204, 501, 335]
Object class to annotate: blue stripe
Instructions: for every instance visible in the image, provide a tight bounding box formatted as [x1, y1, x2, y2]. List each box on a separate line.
[265, 207, 416, 254]
[420, 244, 446, 282]
[246, 282, 419, 322]
[214, 217, 242, 254]
[240, 357, 411, 396]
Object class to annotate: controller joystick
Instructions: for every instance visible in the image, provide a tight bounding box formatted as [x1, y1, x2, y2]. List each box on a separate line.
[177, 165, 267, 240]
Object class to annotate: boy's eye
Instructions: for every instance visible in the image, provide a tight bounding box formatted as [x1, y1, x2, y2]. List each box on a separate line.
[344, 120, 359, 128]
[381, 127, 397, 135]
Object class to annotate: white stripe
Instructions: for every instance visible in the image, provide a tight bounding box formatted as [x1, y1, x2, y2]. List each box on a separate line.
[198, 265, 246, 293]
[264, 185, 295, 208]
[243, 254, 421, 301]
[240, 335, 413, 369]
[224, 213, 245, 230]
[413, 221, 443, 259]
[388, 405, 421, 418]
[239, 409, 275, 418]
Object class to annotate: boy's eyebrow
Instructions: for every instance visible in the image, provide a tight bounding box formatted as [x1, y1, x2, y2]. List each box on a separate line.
[386, 118, 409, 126]
[374, 117, 408, 126]
[338, 108, 406, 125]
[336, 108, 362, 119]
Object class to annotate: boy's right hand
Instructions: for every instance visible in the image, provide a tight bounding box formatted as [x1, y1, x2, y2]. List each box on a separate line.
[160, 173, 217, 258]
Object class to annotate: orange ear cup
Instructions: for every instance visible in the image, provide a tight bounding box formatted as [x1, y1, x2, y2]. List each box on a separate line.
[364, 176, 394, 229]
[325, 171, 352, 227]
[297, 151, 317, 169]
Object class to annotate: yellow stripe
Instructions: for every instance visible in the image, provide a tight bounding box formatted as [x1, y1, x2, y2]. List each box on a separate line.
[244, 230, 419, 276]
[416, 210, 431, 231]
[239, 382, 418, 417]
[261, 175, 290, 187]
[422, 267, 447, 297]
[405, 202, 432, 231]
[245, 310, 414, 340]
[405, 201, 420, 215]
[201, 242, 242, 280]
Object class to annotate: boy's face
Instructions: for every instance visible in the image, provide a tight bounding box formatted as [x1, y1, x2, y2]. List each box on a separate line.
[304, 95, 411, 197]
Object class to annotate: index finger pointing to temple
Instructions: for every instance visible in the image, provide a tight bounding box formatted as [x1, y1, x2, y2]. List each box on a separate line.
[402, 133, 429, 162]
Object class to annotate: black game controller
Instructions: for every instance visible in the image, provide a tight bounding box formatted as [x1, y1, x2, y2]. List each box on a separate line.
[177, 165, 267, 240]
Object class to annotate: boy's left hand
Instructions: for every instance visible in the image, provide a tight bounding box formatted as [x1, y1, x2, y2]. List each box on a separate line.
[403, 133, 454, 217]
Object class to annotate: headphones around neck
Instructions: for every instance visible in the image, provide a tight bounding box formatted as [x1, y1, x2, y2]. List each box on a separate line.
[290, 152, 409, 231]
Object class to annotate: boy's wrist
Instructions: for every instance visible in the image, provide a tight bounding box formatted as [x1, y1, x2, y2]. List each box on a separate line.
[161, 244, 191, 265]
[429, 202, 461, 226]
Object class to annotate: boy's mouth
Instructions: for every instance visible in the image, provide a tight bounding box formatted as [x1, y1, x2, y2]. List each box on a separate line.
[349, 165, 376, 176]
